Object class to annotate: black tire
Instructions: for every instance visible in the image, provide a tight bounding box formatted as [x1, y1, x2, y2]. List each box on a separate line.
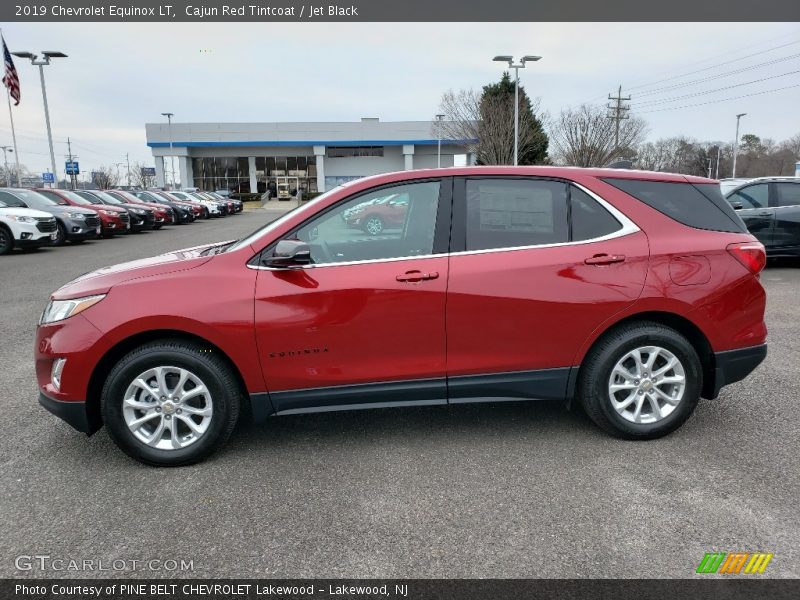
[363, 215, 384, 236]
[0, 225, 13, 255]
[52, 221, 66, 246]
[71, 238, 85, 244]
[101, 340, 242, 466]
[153, 224, 162, 230]
[577, 321, 702, 440]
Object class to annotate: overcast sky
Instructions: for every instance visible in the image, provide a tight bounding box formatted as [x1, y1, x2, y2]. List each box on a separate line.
[1, 22, 799, 176]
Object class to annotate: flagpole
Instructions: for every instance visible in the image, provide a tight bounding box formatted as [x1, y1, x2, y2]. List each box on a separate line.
[5, 86, 20, 186]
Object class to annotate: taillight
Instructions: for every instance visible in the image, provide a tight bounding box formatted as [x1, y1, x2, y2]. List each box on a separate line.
[727, 242, 766, 274]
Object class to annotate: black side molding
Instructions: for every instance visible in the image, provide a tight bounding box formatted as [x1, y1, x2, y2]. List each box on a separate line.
[38, 393, 98, 435]
[708, 344, 767, 399]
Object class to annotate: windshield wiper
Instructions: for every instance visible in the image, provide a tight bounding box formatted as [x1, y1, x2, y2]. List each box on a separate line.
[200, 241, 236, 256]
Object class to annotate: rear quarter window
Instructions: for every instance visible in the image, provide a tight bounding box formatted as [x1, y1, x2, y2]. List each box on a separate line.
[602, 178, 747, 233]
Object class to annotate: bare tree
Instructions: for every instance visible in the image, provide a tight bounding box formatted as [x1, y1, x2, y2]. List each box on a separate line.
[438, 84, 548, 165]
[0, 162, 30, 187]
[92, 165, 119, 190]
[547, 104, 648, 167]
[131, 162, 157, 189]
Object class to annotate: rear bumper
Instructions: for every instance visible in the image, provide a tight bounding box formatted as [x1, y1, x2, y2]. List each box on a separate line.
[39, 392, 97, 435]
[709, 343, 767, 398]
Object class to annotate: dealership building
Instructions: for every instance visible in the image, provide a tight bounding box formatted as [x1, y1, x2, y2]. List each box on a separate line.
[144, 119, 474, 195]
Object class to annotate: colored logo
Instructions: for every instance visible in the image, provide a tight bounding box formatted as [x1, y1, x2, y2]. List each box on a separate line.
[696, 552, 773, 574]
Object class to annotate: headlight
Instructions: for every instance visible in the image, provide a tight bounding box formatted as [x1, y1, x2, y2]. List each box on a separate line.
[9, 215, 35, 223]
[130, 208, 145, 214]
[40, 294, 106, 325]
[64, 211, 84, 218]
[100, 209, 116, 216]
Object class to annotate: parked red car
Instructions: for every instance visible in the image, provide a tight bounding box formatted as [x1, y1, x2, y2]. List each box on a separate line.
[106, 190, 172, 229]
[35, 167, 767, 466]
[36, 188, 128, 237]
[343, 193, 408, 234]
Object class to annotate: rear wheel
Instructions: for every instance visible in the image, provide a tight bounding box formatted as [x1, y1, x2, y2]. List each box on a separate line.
[577, 321, 702, 440]
[101, 340, 241, 466]
[364, 216, 384, 236]
[0, 225, 13, 255]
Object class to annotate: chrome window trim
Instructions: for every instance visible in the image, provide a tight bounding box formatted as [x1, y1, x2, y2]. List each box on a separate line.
[247, 181, 640, 271]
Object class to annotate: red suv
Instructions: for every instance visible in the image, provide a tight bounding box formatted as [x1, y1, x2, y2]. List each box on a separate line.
[35, 167, 767, 466]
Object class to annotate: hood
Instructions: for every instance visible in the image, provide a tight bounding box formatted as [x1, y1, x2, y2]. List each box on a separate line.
[0, 206, 54, 219]
[51, 241, 231, 299]
[119, 203, 153, 213]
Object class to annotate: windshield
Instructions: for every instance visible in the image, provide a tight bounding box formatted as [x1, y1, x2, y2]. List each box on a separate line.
[58, 190, 93, 205]
[226, 185, 344, 253]
[135, 192, 162, 203]
[13, 189, 59, 207]
[93, 191, 123, 205]
[76, 191, 103, 204]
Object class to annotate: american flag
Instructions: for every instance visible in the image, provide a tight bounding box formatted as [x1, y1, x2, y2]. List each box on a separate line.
[2, 36, 20, 106]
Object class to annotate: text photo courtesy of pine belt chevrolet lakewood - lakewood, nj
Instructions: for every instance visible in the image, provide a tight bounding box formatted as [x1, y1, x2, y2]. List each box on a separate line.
[1, 1, 799, 597]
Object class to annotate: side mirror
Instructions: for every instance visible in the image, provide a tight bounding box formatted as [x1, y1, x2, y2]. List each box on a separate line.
[731, 202, 743, 210]
[263, 239, 311, 268]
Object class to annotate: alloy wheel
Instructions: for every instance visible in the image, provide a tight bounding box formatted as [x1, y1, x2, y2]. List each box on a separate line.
[122, 366, 213, 450]
[365, 217, 383, 235]
[607, 346, 686, 424]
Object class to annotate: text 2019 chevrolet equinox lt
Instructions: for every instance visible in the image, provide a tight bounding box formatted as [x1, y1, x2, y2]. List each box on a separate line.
[35, 167, 767, 466]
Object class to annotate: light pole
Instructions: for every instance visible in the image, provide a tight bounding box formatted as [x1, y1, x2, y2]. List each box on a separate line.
[732, 113, 746, 178]
[493, 54, 541, 166]
[435, 114, 445, 168]
[0, 146, 13, 186]
[114, 161, 125, 186]
[161, 112, 175, 189]
[12, 50, 67, 185]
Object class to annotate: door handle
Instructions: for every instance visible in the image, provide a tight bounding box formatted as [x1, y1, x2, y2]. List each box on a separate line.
[584, 253, 626, 266]
[396, 270, 439, 282]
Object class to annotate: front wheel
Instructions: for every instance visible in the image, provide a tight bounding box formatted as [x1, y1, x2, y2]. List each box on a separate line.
[101, 340, 242, 466]
[577, 321, 702, 440]
[52, 222, 66, 246]
[0, 225, 13, 255]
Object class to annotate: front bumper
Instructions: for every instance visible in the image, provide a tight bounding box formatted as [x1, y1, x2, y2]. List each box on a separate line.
[65, 218, 100, 240]
[39, 392, 97, 434]
[709, 343, 767, 398]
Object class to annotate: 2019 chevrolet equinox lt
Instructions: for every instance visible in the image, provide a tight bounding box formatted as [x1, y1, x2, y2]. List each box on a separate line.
[35, 167, 768, 466]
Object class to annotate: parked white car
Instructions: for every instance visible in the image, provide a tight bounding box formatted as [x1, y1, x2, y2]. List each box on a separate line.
[0, 199, 58, 255]
[169, 190, 224, 216]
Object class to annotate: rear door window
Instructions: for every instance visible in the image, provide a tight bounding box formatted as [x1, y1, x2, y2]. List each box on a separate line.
[603, 178, 747, 233]
[775, 182, 800, 207]
[464, 179, 568, 251]
[729, 183, 769, 209]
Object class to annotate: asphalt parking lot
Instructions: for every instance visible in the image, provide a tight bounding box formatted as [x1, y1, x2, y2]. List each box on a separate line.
[1, 211, 798, 579]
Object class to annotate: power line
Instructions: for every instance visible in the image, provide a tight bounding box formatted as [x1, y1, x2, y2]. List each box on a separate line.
[627, 38, 800, 92]
[631, 69, 800, 107]
[634, 52, 800, 98]
[576, 36, 800, 105]
[635, 83, 800, 114]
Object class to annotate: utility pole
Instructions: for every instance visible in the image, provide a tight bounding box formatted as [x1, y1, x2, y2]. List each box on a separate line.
[715, 146, 721, 179]
[65, 137, 78, 190]
[607, 85, 631, 155]
[125, 153, 131, 188]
